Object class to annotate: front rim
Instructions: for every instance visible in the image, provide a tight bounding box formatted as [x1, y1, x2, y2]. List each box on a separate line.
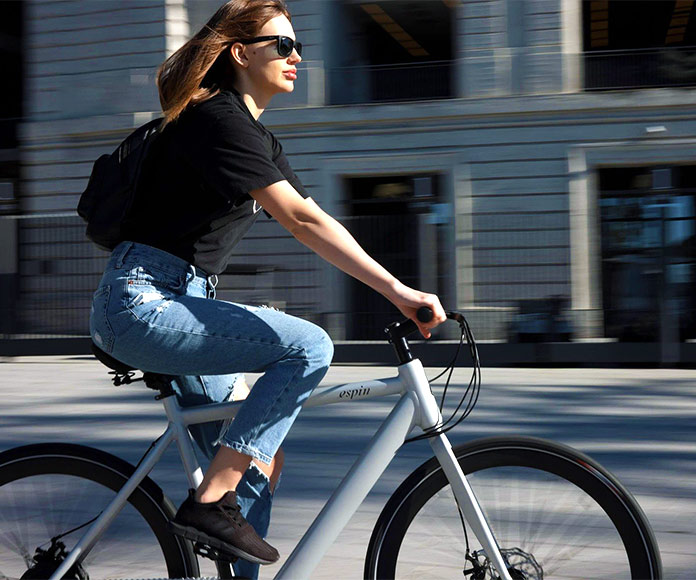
[369, 439, 659, 580]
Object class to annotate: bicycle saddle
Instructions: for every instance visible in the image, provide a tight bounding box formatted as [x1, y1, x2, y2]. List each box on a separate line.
[90, 342, 136, 374]
[90, 342, 175, 395]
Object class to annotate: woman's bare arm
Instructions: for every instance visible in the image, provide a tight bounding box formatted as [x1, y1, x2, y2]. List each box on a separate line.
[250, 180, 446, 337]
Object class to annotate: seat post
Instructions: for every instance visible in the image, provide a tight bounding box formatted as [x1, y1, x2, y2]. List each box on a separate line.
[159, 388, 205, 489]
[143, 373, 176, 399]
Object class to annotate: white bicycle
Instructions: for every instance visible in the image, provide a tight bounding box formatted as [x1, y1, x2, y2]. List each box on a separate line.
[0, 309, 662, 579]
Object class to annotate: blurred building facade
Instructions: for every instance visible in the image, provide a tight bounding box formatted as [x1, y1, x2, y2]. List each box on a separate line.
[4, 0, 696, 362]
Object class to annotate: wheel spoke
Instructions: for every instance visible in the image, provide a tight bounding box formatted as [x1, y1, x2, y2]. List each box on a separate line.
[367, 438, 660, 580]
[0, 447, 194, 578]
[469, 467, 629, 578]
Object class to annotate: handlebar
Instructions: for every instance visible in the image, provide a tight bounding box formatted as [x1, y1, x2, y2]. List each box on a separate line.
[417, 306, 433, 323]
[417, 306, 467, 325]
[386, 307, 466, 364]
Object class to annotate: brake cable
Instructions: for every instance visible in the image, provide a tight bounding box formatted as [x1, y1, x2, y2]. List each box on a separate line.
[36, 434, 163, 550]
[405, 310, 481, 443]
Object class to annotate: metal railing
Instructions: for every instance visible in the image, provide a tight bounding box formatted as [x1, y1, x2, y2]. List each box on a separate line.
[0, 214, 323, 340]
[324, 48, 696, 106]
[0, 212, 581, 344]
[14, 207, 696, 346]
[328, 60, 454, 105]
[5, 214, 108, 338]
[585, 46, 696, 91]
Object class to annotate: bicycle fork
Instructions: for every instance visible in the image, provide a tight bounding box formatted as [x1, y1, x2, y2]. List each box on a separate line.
[402, 360, 514, 580]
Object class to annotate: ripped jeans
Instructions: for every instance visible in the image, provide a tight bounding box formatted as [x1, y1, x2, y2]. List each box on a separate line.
[90, 242, 334, 579]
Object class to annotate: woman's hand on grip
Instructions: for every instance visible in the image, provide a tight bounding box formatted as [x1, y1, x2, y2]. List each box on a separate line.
[386, 283, 446, 339]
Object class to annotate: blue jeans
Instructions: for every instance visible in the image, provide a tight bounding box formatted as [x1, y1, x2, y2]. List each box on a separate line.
[90, 241, 334, 578]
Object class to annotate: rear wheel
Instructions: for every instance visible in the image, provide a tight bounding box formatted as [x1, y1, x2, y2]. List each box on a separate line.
[365, 436, 661, 579]
[0, 443, 198, 579]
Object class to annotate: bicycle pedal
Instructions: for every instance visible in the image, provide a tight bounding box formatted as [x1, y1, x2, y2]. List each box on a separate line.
[193, 541, 238, 563]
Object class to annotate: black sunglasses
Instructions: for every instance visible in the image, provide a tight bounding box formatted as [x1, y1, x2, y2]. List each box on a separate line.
[240, 35, 302, 58]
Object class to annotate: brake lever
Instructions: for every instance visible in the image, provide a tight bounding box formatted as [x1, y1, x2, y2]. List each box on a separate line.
[446, 310, 467, 327]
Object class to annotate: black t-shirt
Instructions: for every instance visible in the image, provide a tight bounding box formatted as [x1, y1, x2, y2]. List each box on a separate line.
[122, 88, 307, 275]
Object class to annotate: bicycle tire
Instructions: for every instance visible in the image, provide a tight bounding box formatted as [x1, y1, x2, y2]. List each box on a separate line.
[365, 436, 661, 580]
[0, 443, 198, 579]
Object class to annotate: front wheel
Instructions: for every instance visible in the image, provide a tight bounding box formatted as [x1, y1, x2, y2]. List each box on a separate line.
[0, 443, 198, 579]
[365, 436, 661, 579]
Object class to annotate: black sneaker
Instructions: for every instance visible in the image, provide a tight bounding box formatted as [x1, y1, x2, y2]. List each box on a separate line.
[169, 489, 280, 565]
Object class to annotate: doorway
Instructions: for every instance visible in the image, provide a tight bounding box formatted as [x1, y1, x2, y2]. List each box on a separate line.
[343, 174, 448, 339]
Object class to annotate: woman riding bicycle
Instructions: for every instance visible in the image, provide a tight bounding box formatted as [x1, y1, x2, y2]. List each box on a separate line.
[89, 1, 445, 578]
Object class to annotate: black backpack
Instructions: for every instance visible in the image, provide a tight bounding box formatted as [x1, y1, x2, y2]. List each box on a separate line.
[77, 117, 162, 251]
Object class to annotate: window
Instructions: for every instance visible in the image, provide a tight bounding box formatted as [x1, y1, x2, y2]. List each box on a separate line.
[328, 1, 455, 104]
[0, 0, 21, 214]
[584, 0, 696, 90]
[599, 165, 696, 342]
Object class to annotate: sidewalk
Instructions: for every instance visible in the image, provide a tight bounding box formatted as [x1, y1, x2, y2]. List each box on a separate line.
[0, 357, 694, 578]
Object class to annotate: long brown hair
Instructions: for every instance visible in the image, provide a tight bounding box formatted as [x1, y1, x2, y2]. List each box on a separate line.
[157, 0, 291, 127]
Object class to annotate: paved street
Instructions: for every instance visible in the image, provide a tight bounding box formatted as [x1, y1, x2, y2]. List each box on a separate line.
[0, 356, 694, 579]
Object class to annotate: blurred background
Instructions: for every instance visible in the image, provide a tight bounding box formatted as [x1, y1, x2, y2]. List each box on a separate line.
[2, 0, 696, 365]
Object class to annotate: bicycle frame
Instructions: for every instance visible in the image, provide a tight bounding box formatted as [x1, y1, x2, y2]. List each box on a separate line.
[49, 358, 513, 580]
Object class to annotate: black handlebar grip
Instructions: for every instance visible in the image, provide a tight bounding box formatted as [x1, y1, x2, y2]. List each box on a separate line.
[417, 306, 433, 323]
